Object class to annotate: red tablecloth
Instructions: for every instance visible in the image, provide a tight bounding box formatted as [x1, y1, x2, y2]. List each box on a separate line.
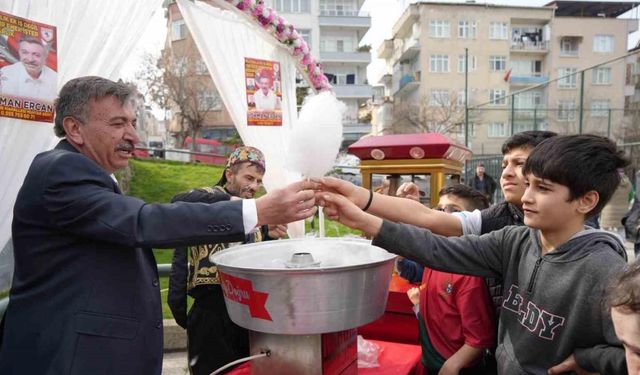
[226, 339, 422, 375]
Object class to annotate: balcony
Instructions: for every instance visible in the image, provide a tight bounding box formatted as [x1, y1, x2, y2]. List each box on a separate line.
[397, 38, 419, 63]
[320, 51, 370, 64]
[333, 84, 372, 99]
[319, 10, 371, 33]
[378, 73, 392, 85]
[510, 75, 549, 86]
[510, 40, 548, 54]
[377, 39, 393, 59]
[393, 72, 420, 97]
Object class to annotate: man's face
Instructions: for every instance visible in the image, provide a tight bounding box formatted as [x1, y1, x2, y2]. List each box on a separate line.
[612, 307, 640, 375]
[500, 146, 532, 206]
[258, 77, 272, 94]
[19, 41, 46, 79]
[476, 165, 485, 176]
[436, 194, 470, 213]
[225, 162, 264, 199]
[75, 96, 139, 174]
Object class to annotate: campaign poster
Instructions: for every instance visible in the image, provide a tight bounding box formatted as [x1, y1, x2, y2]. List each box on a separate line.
[245, 57, 282, 126]
[0, 11, 57, 123]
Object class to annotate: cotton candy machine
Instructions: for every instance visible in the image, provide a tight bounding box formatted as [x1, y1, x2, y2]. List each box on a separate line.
[212, 237, 396, 374]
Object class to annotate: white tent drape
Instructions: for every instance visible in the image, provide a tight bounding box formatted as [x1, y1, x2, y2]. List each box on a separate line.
[177, 0, 307, 236]
[0, 0, 163, 287]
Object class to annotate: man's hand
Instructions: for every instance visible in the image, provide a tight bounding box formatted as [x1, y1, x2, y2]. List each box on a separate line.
[548, 354, 599, 375]
[255, 180, 317, 226]
[315, 177, 369, 209]
[316, 192, 383, 237]
[267, 224, 288, 239]
[396, 182, 421, 202]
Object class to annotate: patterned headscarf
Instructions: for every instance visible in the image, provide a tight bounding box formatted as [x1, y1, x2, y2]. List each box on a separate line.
[216, 146, 266, 186]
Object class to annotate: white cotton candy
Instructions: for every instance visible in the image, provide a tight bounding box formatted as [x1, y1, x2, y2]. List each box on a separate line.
[287, 91, 345, 177]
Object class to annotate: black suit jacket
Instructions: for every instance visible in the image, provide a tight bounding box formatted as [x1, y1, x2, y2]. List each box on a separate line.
[0, 140, 246, 375]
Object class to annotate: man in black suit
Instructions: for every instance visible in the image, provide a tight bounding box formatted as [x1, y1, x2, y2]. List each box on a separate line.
[0, 76, 316, 375]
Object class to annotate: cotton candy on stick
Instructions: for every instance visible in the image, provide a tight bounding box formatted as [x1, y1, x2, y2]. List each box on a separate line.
[287, 91, 345, 237]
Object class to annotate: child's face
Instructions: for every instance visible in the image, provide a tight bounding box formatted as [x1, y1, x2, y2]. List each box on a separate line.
[612, 307, 640, 374]
[521, 174, 583, 232]
[500, 146, 531, 207]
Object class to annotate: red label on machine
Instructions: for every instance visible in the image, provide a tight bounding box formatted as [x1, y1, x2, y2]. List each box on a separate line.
[219, 271, 272, 321]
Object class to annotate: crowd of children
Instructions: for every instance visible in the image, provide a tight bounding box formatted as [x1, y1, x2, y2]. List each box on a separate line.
[316, 132, 637, 374]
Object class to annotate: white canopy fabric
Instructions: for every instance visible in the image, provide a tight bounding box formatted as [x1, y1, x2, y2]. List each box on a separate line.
[0, 0, 163, 285]
[177, 0, 307, 236]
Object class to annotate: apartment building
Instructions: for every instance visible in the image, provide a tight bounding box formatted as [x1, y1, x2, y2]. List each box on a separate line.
[374, 1, 638, 154]
[164, 0, 372, 149]
[266, 0, 372, 148]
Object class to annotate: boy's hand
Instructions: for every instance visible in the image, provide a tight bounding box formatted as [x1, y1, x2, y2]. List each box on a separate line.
[267, 224, 288, 239]
[406, 287, 420, 305]
[396, 182, 421, 202]
[548, 354, 599, 375]
[315, 177, 370, 209]
[316, 192, 383, 237]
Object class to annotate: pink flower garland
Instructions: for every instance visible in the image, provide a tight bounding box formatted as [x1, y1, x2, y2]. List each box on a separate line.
[226, 0, 332, 92]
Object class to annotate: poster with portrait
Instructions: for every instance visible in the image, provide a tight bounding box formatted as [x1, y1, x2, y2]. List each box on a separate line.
[0, 11, 57, 123]
[245, 57, 282, 126]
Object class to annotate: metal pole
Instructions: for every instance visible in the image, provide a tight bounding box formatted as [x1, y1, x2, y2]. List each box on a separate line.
[510, 93, 515, 135]
[464, 47, 469, 184]
[464, 48, 469, 148]
[607, 108, 612, 138]
[578, 71, 585, 134]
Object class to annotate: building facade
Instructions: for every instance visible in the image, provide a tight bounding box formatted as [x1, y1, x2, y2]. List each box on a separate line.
[374, 1, 638, 154]
[164, 0, 372, 149]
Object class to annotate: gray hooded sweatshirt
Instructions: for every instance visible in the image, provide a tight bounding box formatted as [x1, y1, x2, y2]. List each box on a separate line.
[373, 222, 627, 375]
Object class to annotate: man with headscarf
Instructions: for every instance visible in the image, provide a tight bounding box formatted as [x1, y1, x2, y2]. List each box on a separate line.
[168, 146, 287, 375]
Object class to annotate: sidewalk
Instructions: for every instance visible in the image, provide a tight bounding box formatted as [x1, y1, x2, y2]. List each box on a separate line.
[163, 351, 188, 375]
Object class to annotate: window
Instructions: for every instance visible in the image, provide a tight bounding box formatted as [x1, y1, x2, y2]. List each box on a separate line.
[558, 68, 577, 89]
[429, 20, 450, 38]
[593, 35, 614, 53]
[429, 54, 449, 73]
[298, 29, 312, 49]
[430, 90, 450, 106]
[489, 89, 507, 106]
[592, 67, 611, 85]
[275, 0, 310, 13]
[173, 57, 188, 76]
[489, 22, 508, 40]
[171, 20, 187, 41]
[557, 100, 576, 121]
[590, 100, 610, 117]
[457, 90, 467, 106]
[488, 122, 509, 137]
[457, 55, 477, 73]
[319, 0, 357, 16]
[197, 90, 223, 111]
[458, 21, 477, 39]
[560, 37, 579, 56]
[511, 60, 542, 76]
[489, 56, 507, 72]
[320, 37, 355, 52]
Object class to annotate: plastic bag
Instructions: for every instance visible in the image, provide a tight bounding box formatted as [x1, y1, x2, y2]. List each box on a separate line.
[357, 335, 382, 368]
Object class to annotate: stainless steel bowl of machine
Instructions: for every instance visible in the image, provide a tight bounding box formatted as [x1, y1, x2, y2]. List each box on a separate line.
[211, 237, 396, 335]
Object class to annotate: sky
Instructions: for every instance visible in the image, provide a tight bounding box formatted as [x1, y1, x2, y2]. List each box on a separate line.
[120, 0, 640, 100]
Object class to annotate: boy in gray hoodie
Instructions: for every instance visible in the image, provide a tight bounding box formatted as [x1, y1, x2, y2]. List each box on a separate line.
[318, 134, 628, 374]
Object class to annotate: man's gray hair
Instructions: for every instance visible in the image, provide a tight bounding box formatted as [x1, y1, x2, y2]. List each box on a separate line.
[54, 76, 135, 137]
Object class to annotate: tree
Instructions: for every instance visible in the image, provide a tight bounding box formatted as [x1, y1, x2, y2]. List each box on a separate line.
[136, 39, 222, 151]
[393, 92, 481, 139]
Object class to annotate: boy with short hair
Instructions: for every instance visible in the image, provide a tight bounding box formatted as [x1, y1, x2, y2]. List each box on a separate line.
[319, 135, 628, 374]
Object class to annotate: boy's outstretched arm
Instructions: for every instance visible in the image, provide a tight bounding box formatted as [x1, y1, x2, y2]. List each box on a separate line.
[318, 192, 504, 279]
[317, 177, 464, 237]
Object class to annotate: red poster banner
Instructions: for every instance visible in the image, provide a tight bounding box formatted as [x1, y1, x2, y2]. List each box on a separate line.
[245, 57, 282, 126]
[0, 11, 57, 123]
[219, 271, 272, 321]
